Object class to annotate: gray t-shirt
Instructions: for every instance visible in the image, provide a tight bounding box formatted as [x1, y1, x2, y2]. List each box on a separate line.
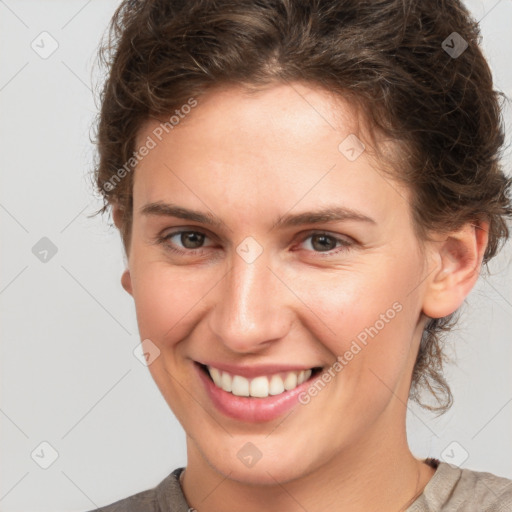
[87, 459, 512, 511]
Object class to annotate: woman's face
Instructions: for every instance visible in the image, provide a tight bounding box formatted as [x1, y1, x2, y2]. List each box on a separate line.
[123, 82, 430, 483]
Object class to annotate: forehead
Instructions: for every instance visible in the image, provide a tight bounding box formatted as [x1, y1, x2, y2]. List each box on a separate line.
[131, 82, 409, 227]
[135, 82, 368, 154]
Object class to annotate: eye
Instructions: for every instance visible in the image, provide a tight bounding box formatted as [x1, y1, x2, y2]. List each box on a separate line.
[155, 229, 354, 258]
[157, 230, 215, 255]
[297, 231, 354, 256]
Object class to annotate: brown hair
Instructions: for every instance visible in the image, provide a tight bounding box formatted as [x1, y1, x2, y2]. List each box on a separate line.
[91, 0, 512, 413]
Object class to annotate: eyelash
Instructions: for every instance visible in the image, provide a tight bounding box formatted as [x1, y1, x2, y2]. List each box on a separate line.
[155, 229, 354, 258]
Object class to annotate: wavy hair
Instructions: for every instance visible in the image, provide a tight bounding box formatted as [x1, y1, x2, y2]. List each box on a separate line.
[91, 0, 512, 413]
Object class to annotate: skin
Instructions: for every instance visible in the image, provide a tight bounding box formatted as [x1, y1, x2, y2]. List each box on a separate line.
[114, 82, 488, 512]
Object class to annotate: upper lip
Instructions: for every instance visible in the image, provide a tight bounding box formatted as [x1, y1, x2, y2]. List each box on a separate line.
[197, 361, 322, 379]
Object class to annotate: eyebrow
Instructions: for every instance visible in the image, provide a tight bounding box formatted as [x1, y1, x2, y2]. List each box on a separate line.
[140, 201, 376, 229]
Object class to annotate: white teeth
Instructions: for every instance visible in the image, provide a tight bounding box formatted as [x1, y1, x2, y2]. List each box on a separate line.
[283, 372, 298, 390]
[221, 371, 232, 392]
[231, 375, 250, 397]
[269, 374, 285, 395]
[209, 367, 222, 387]
[206, 366, 315, 398]
[297, 370, 312, 384]
[250, 376, 269, 398]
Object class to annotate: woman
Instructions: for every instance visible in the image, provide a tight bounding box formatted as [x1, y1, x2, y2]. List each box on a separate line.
[89, 0, 512, 510]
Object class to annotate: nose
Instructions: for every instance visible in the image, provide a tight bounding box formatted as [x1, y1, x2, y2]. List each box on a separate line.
[207, 248, 293, 354]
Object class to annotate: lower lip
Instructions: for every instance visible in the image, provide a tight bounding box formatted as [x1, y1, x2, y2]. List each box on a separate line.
[195, 363, 317, 423]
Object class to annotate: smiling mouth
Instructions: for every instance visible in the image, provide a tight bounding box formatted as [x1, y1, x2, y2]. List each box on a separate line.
[198, 363, 323, 398]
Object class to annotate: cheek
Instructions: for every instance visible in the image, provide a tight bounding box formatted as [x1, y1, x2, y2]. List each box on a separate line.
[296, 254, 420, 379]
[293, 265, 398, 340]
[130, 235, 423, 362]
[130, 260, 204, 343]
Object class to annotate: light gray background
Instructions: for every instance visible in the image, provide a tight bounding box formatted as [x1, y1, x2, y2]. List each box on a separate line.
[1, 1, 511, 511]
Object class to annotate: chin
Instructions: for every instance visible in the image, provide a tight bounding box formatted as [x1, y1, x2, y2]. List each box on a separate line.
[199, 440, 322, 486]
[216, 460, 307, 485]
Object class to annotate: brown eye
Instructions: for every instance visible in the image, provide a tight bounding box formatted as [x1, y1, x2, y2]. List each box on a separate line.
[178, 231, 205, 249]
[157, 230, 214, 256]
[309, 234, 338, 252]
[299, 231, 354, 256]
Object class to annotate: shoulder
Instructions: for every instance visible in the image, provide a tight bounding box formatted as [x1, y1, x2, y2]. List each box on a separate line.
[82, 468, 189, 512]
[410, 461, 512, 512]
[455, 464, 512, 511]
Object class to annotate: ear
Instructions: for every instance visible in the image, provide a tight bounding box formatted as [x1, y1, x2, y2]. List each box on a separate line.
[112, 204, 133, 296]
[422, 220, 489, 319]
[121, 268, 133, 296]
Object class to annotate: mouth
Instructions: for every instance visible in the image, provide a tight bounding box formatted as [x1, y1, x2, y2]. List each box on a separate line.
[197, 363, 324, 399]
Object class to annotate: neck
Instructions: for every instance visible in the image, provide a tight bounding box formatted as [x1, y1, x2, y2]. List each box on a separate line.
[180, 412, 435, 512]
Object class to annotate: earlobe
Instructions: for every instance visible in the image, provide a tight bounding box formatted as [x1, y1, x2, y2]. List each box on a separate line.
[422, 221, 489, 319]
[121, 269, 133, 296]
